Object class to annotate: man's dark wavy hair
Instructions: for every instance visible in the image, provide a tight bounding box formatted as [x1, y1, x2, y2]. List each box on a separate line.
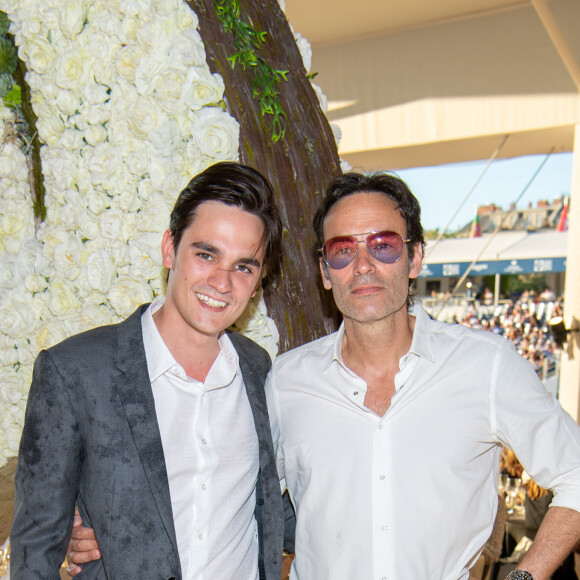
[169, 162, 283, 284]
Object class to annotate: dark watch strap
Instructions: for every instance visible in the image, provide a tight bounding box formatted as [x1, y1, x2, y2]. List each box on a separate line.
[506, 570, 534, 580]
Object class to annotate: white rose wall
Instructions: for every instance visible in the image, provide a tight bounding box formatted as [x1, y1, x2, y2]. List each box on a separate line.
[0, 0, 328, 468]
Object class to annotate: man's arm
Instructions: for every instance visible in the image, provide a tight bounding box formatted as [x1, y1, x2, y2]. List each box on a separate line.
[510, 506, 580, 580]
[11, 350, 83, 578]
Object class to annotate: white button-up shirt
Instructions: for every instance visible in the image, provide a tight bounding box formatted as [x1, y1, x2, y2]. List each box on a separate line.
[143, 299, 259, 580]
[266, 302, 580, 580]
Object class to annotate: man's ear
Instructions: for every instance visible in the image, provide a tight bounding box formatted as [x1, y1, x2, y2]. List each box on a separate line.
[409, 242, 423, 279]
[161, 229, 175, 270]
[319, 258, 332, 290]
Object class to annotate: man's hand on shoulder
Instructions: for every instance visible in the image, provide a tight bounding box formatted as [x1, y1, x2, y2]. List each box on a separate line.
[65, 506, 101, 577]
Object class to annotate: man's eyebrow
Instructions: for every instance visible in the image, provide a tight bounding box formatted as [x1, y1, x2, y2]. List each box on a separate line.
[238, 256, 262, 269]
[191, 241, 221, 255]
[191, 241, 262, 268]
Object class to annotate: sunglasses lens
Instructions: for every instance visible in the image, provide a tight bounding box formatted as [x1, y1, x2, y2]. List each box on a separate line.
[367, 232, 404, 264]
[322, 232, 406, 269]
[322, 237, 358, 269]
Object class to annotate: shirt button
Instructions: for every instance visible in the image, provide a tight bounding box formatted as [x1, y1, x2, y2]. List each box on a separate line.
[198, 533, 204, 540]
[381, 525, 388, 531]
[201, 483, 207, 490]
[379, 475, 386, 480]
[201, 438, 208, 445]
[379, 425, 384, 430]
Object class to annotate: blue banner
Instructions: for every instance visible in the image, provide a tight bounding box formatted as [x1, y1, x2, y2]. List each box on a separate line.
[419, 257, 566, 278]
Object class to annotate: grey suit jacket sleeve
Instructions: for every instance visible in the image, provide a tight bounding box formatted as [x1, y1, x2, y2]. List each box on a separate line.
[11, 349, 82, 579]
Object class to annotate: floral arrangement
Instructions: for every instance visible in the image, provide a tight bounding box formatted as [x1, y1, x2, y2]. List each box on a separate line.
[0, 0, 331, 467]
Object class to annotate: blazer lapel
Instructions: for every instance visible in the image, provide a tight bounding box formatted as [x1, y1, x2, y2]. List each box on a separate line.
[113, 305, 178, 554]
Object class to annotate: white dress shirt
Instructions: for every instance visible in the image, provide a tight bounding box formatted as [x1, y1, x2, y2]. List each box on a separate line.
[142, 299, 259, 580]
[266, 301, 580, 580]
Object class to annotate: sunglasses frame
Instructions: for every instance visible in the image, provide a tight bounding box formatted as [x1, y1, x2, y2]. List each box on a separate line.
[320, 230, 411, 270]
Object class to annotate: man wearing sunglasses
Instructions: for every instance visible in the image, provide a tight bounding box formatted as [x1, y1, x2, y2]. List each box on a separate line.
[265, 171, 580, 580]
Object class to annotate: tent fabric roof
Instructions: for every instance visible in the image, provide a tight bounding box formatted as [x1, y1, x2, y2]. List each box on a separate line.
[424, 231, 568, 264]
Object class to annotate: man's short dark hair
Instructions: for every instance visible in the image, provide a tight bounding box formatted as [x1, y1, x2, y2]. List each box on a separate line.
[313, 171, 426, 306]
[313, 171, 425, 263]
[169, 162, 283, 284]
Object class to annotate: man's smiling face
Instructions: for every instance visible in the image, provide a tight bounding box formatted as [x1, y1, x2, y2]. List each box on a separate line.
[161, 200, 265, 340]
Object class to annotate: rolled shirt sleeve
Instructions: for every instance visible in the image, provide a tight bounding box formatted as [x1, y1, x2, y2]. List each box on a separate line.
[493, 338, 580, 512]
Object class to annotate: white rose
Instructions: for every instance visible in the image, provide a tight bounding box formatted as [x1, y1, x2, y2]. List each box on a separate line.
[86, 188, 110, 215]
[137, 178, 155, 200]
[58, 0, 87, 39]
[125, 150, 149, 177]
[55, 49, 90, 90]
[41, 148, 78, 193]
[149, 276, 165, 297]
[169, 29, 206, 67]
[116, 45, 143, 82]
[124, 235, 162, 279]
[31, 319, 68, 352]
[22, 36, 56, 74]
[1, 206, 26, 237]
[55, 89, 81, 116]
[0, 295, 32, 338]
[232, 291, 279, 360]
[186, 68, 224, 110]
[25, 274, 49, 293]
[80, 102, 110, 126]
[99, 211, 124, 240]
[190, 107, 239, 161]
[311, 82, 328, 113]
[87, 142, 121, 188]
[0, 144, 26, 178]
[76, 210, 101, 240]
[153, 69, 186, 113]
[52, 234, 82, 281]
[34, 105, 65, 147]
[124, 96, 164, 141]
[85, 123, 108, 146]
[294, 34, 312, 73]
[120, 15, 138, 42]
[47, 277, 81, 316]
[331, 123, 342, 147]
[149, 158, 171, 190]
[0, 346, 20, 367]
[77, 301, 114, 328]
[16, 238, 44, 279]
[136, 192, 169, 232]
[60, 128, 84, 151]
[83, 81, 111, 107]
[0, 380, 26, 405]
[107, 275, 153, 318]
[172, 1, 198, 31]
[0, 255, 18, 289]
[85, 249, 115, 293]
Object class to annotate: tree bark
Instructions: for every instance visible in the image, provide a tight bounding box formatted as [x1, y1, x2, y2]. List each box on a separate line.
[187, 0, 341, 352]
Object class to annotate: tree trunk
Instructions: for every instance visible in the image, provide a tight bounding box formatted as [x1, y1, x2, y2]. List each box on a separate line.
[188, 0, 341, 352]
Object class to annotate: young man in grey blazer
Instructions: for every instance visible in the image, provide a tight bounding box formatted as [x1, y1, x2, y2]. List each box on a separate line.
[11, 162, 286, 580]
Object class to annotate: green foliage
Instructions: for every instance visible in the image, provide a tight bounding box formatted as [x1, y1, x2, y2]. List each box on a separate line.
[0, 11, 45, 222]
[215, 0, 288, 142]
[0, 36, 17, 75]
[501, 273, 546, 298]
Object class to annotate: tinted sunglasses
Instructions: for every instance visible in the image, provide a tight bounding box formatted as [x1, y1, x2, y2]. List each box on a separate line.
[321, 231, 411, 270]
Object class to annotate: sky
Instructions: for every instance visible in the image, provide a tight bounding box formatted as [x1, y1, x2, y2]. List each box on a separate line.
[394, 152, 573, 233]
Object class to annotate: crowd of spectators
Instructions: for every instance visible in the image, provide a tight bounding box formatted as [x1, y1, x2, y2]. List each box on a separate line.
[454, 288, 562, 378]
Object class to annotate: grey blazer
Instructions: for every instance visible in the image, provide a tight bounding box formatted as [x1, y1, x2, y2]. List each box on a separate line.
[11, 304, 284, 579]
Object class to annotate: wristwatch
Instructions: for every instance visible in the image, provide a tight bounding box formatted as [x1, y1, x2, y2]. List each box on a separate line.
[506, 570, 534, 580]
